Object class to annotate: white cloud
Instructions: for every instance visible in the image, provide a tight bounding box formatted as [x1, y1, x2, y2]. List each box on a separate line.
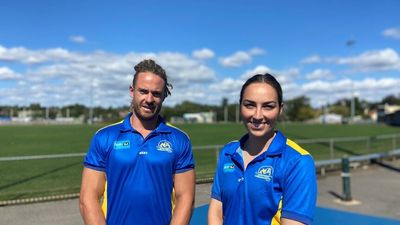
[219, 48, 265, 67]
[302, 80, 336, 93]
[336, 48, 400, 72]
[0, 67, 21, 80]
[305, 69, 335, 80]
[69, 35, 87, 43]
[382, 28, 400, 39]
[192, 48, 215, 60]
[219, 51, 251, 67]
[0, 46, 218, 107]
[1, 45, 399, 109]
[240, 65, 273, 79]
[0, 45, 84, 64]
[210, 77, 244, 92]
[0, 45, 31, 62]
[299, 77, 400, 107]
[276, 68, 300, 82]
[301, 55, 321, 64]
[155, 52, 216, 86]
[240, 65, 299, 85]
[281, 82, 301, 100]
[248, 47, 265, 56]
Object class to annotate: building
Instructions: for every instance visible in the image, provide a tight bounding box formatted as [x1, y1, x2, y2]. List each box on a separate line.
[183, 112, 216, 123]
[320, 113, 343, 124]
[377, 104, 400, 126]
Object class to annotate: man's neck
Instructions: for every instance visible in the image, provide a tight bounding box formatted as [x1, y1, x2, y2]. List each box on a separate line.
[130, 113, 159, 138]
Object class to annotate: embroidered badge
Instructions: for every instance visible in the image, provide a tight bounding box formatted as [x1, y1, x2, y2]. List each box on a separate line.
[254, 166, 273, 181]
[156, 140, 173, 153]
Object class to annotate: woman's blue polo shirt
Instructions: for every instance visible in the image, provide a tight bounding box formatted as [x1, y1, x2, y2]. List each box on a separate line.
[211, 131, 317, 225]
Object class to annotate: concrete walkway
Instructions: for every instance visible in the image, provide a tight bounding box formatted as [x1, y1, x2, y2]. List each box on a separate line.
[1, 160, 399, 225]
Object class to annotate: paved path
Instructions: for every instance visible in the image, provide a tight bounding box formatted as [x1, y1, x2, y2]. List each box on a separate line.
[317, 160, 400, 220]
[1, 160, 399, 225]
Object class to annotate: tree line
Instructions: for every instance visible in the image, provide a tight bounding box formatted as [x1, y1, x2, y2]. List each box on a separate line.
[1, 94, 399, 123]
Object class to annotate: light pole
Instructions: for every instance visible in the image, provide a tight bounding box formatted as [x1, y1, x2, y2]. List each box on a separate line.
[350, 82, 355, 123]
[346, 39, 356, 124]
[89, 82, 93, 124]
[222, 98, 228, 123]
[87, 65, 96, 125]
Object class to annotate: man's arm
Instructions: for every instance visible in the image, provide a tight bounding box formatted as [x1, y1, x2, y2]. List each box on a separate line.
[207, 198, 223, 225]
[170, 169, 195, 225]
[79, 167, 106, 225]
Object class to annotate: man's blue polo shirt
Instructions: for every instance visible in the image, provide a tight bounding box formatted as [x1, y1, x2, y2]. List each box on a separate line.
[211, 131, 317, 225]
[83, 113, 194, 225]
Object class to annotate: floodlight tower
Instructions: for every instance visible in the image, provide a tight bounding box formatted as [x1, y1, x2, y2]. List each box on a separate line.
[87, 65, 96, 125]
[350, 83, 355, 123]
[346, 39, 356, 123]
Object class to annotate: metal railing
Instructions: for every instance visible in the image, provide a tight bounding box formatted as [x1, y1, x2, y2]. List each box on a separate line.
[1, 133, 399, 163]
[0, 133, 399, 206]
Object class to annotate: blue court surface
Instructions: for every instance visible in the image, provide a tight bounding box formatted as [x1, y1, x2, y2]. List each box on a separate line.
[190, 205, 400, 225]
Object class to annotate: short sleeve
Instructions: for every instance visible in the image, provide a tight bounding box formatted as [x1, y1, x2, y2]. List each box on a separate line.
[210, 149, 223, 201]
[174, 136, 195, 174]
[83, 133, 107, 172]
[281, 155, 317, 225]
[210, 167, 222, 201]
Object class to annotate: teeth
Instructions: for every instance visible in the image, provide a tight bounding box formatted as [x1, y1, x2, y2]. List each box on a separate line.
[250, 121, 262, 128]
[250, 121, 267, 127]
[142, 105, 152, 110]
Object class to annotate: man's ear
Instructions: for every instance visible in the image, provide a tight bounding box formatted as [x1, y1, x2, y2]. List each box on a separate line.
[129, 85, 134, 98]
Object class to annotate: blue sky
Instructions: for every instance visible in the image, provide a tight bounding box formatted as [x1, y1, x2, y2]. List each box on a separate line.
[0, 0, 400, 108]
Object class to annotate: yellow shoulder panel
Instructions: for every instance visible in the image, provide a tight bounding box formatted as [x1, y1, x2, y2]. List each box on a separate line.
[96, 120, 124, 134]
[286, 139, 310, 156]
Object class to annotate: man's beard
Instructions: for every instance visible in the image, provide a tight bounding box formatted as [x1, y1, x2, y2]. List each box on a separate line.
[130, 99, 161, 121]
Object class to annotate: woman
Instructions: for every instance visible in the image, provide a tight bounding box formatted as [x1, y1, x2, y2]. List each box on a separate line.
[208, 73, 317, 225]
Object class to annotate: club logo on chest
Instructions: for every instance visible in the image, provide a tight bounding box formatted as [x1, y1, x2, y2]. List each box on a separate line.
[156, 140, 173, 153]
[255, 166, 273, 181]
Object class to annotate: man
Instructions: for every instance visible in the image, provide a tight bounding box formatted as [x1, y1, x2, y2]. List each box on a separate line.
[79, 59, 195, 225]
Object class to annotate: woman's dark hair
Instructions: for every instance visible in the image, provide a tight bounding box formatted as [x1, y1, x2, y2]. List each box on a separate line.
[239, 73, 283, 106]
[132, 59, 173, 97]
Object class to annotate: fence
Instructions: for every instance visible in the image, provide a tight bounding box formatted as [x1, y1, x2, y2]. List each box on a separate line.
[1, 133, 400, 205]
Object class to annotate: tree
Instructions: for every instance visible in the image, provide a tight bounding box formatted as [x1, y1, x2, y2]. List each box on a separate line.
[330, 105, 349, 116]
[381, 95, 400, 105]
[63, 104, 86, 118]
[284, 96, 317, 121]
[29, 103, 44, 119]
[330, 97, 366, 117]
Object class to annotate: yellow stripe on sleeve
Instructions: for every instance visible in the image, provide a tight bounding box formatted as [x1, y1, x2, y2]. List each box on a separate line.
[271, 198, 282, 225]
[101, 182, 107, 218]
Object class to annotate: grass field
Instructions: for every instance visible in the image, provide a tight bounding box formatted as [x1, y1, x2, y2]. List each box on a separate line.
[0, 122, 399, 201]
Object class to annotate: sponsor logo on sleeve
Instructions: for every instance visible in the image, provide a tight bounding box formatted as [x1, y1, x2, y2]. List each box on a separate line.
[223, 163, 235, 173]
[113, 140, 130, 150]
